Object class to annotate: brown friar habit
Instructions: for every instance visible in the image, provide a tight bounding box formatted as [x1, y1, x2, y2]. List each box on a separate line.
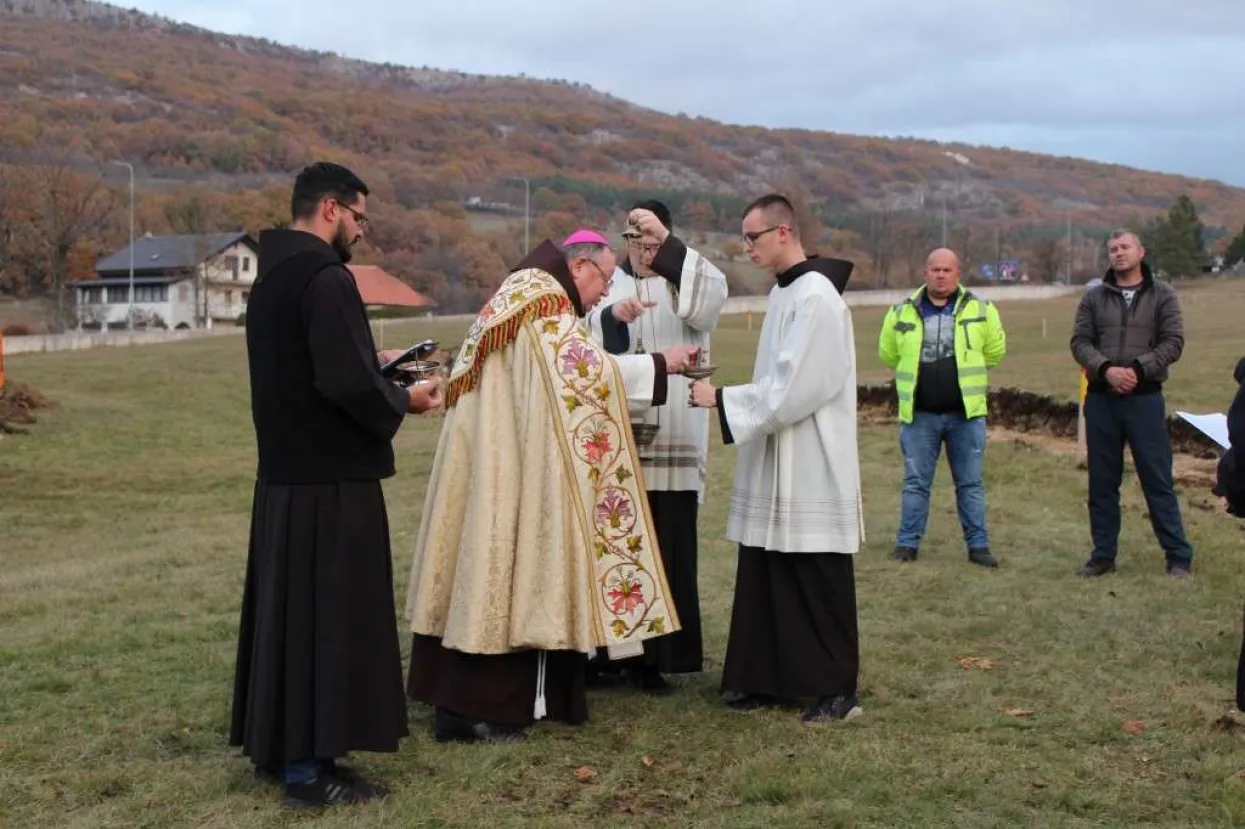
[405, 240, 677, 731]
[229, 228, 411, 769]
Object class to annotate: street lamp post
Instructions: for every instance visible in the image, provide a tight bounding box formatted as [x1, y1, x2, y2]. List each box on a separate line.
[109, 160, 135, 330]
[507, 176, 530, 254]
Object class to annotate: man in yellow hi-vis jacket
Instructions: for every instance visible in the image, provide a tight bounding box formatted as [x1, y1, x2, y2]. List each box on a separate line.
[878, 248, 1006, 567]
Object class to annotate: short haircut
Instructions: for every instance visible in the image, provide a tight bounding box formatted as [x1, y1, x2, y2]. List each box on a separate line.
[1108, 228, 1143, 247]
[629, 199, 672, 231]
[742, 193, 799, 239]
[290, 162, 369, 222]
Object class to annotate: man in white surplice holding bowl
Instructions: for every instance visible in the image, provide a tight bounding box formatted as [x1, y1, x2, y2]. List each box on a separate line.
[585, 200, 729, 693]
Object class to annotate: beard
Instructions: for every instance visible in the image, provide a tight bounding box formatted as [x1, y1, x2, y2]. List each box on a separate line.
[331, 220, 355, 262]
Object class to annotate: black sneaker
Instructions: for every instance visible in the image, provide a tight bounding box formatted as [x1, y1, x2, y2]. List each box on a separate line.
[282, 773, 387, 810]
[725, 693, 777, 712]
[890, 546, 918, 562]
[1078, 558, 1116, 577]
[1166, 561, 1192, 578]
[802, 695, 863, 725]
[968, 548, 999, 568]
[322, 760, 388, 796]
[257, 759, 385, 794]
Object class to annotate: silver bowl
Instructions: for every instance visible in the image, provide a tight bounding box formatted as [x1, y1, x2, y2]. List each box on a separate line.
[396, 360, 441, 386]
[682, 365, 717, 381]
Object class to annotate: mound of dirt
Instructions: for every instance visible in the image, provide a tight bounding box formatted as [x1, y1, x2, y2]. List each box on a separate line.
[0, 381, 57, 435]
[858, 383, 1223, 460]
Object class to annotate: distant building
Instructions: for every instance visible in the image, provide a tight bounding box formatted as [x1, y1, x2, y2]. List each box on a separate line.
[75, 232, 259, 330]
[347, 265, 437, 310]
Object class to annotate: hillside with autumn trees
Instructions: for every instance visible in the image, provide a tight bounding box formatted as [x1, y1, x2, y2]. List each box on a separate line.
[3, 0, 1245, 329]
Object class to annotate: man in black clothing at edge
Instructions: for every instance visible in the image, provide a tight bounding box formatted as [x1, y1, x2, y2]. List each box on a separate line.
[229, 162, 444, 809]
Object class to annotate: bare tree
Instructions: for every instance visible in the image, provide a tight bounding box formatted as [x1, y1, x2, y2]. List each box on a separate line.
[20, 161, 116, 332]
[860, 207, 895, 288]
[894, 211, 942, 286]
[0, 165, 22, 295]
[1028, 237, 1061, 283]
[949, 223, 979, 282]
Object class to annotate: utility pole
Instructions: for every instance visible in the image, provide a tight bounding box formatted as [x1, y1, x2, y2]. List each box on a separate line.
[1065, 212, 1073, 284]
[941, 193, 947, 247]
[507, 176, 531, 254]
[109, 160, 135, 329]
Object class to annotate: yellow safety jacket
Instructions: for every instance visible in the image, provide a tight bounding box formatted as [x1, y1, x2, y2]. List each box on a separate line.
[877, 286, 1006, 423]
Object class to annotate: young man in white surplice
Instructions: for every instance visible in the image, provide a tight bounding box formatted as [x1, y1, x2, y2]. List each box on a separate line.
[584, 200, 728, 692]
[689, 193, 864, 725]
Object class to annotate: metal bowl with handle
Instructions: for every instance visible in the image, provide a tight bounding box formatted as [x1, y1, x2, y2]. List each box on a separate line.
[682, 365, 717, 381]
[395, 360, 442, 388]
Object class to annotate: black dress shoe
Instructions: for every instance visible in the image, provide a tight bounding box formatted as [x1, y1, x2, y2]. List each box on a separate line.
[1166, 561, 1192, 578]
[629, 666, 674, 695]
[585, 661, 627, 688]
[725, 693, 777, 712]
[890, 546, 918, 562]
[433, 707, 526, 744]
[968, 547, 999, 568]
[1078, 558, 1116, 577]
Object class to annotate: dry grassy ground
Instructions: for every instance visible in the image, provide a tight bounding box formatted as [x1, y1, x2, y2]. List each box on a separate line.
[2, 279, 1244, 828]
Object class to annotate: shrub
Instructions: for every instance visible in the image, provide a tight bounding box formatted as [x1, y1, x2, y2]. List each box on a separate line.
[2, 322, 37, 336]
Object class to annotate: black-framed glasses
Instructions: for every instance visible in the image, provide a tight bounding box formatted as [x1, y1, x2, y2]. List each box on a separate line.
[334, 200, 369, 229]
[743, 226, 781, 246]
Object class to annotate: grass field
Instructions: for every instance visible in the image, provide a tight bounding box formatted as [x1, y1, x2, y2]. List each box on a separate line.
[3, 279, 1245, 828]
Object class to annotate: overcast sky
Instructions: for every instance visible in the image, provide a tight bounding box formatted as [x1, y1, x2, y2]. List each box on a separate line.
[130, 0, 1245, 186]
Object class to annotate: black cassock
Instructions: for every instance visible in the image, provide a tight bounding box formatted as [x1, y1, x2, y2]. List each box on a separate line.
[1213, 358, 1245, 711]
[629, 490, 704, 674]
[721, 548, 859, 701]
[230, 229, 410, 769]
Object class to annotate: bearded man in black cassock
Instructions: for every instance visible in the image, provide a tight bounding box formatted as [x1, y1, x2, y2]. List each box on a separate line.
[229, 162, 443, 809]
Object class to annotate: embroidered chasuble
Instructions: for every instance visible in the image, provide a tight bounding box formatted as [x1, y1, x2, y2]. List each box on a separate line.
[406, 262, 679, 657]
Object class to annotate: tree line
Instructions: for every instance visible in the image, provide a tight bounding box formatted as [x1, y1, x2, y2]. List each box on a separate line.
[1, 154, 1241, 335]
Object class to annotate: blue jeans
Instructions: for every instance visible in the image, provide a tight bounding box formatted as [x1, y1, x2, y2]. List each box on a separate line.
[897, 411, 989, 551]
[284, 759, 322, 784]
[1085, 391, 1193, 563]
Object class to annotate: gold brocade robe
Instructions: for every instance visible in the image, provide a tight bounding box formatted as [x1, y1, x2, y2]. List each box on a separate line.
[405, 265, 679, 656]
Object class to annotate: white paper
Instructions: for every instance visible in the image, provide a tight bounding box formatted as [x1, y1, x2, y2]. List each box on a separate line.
[1176, 411, 1231, 450]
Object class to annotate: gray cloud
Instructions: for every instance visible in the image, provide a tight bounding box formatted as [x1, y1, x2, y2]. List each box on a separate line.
[129, 0, 1245, 186]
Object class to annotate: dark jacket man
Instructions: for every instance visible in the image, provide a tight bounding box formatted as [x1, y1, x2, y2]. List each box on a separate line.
[1069, 233, 1193, 579]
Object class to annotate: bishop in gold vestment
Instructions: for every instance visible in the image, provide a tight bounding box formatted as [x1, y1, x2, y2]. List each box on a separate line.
[405, 233, 698, 743]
